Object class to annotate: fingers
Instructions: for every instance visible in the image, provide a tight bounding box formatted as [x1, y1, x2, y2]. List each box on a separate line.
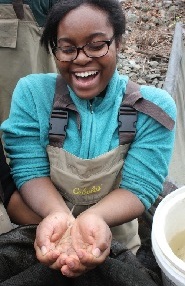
[76, 245, 110, 268]
[49, 248, 87, 277]
[59, 246, 110, 278]
[61, 255, 87, 277]
[34, 228, 61, 266]
[61, 264, 87, 278]
[92, 221, 112, 252]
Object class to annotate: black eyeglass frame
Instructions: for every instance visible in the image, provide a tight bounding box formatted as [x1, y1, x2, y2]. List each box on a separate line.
[52, 35, 115, 62]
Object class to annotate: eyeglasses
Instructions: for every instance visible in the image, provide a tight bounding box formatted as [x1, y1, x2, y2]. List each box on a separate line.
[52, 35, 115, 62]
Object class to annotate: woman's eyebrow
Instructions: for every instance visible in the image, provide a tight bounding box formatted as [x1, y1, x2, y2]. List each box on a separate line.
[57, 32, 108, 43]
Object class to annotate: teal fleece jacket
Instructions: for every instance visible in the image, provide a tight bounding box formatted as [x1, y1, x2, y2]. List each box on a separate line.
[1, 70, 176, 209]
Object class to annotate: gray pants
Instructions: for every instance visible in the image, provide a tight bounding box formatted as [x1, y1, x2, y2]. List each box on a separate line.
[0, 201, 13, 235]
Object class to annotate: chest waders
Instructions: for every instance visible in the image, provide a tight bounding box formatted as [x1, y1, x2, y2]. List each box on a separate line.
[47, 75, 175, 253]
[0, 0, 57, 124]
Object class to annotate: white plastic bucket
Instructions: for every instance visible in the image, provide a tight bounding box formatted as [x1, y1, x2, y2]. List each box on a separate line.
[152, 186, 185, 286]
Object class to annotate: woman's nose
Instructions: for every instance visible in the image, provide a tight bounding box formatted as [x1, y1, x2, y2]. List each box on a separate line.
[73, 49, 92, 64]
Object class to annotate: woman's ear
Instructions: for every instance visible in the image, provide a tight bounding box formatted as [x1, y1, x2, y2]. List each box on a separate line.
[116, 36, 124, 53]
[118, 35, 127, 54]
[115, 37, 124, 63]
[116, 42, 121, 53]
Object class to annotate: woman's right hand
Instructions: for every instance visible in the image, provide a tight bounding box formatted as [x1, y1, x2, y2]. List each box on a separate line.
[34, 211, 75, 266]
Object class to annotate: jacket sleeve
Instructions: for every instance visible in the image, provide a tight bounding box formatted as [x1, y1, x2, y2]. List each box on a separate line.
[120, 86, 177, 210]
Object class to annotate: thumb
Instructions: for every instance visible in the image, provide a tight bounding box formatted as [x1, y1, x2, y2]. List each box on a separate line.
[92, 229, 112, 257]
[92, 247, 102, 258]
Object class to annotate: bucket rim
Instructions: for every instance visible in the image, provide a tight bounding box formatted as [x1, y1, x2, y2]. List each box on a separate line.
[152, 186, 185, 274]
[152, 232, 185, 285]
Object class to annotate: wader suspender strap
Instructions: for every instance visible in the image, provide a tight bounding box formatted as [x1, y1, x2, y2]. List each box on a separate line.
[49, 76, 80, 147]
[12, 0, 24, 20]
[49, 76, 175, 147]
[118, 81, 139, 145]
[123, 80, 175, 131]
[0, 182, 4, 203]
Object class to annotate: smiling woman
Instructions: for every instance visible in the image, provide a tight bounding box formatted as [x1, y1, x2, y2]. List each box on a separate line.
[49, 4, 121, 99]
[1, 0, 176, 282]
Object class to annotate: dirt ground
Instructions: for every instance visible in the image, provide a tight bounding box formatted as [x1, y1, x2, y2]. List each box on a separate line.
[122, 0, 185, 59]
[118, 0, 185, 87]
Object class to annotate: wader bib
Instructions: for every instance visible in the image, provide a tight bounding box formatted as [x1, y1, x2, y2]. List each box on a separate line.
[0, 0, 57, 123]
[47, 76, 175, 253]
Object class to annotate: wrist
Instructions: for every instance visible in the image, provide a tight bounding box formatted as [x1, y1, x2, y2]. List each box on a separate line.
[47, 210, 75, 226]
[77, 208, 106, 224]
[42, 200, 71, 218]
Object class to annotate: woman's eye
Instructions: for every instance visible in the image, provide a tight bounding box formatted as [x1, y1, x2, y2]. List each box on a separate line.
[60, 46, 76, 54]
[88, 42, 105, 51]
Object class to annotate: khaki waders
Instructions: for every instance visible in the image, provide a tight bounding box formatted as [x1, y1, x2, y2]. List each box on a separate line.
[47, 145, 141, 254]
[0, 1, 57, 124]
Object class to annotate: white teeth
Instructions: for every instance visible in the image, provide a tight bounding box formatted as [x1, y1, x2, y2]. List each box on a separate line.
[75, 71, 97, 77]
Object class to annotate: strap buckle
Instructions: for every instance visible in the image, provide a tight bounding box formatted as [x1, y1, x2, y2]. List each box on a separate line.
[119, 106, 137, 133]
[49, 110, 68, 136]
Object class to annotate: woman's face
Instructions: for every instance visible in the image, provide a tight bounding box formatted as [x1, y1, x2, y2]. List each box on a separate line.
[56, 4, 120, 100]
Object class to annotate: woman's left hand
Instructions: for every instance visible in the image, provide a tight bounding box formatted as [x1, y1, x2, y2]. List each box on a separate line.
[56, 212, 112, 277]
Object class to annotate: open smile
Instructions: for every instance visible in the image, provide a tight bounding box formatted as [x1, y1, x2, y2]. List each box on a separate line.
[72, 70, 99, 88]
[74, 71, 98, 78]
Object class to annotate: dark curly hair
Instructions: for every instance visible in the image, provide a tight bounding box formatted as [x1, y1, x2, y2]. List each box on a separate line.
[41, 0, 126, 52]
